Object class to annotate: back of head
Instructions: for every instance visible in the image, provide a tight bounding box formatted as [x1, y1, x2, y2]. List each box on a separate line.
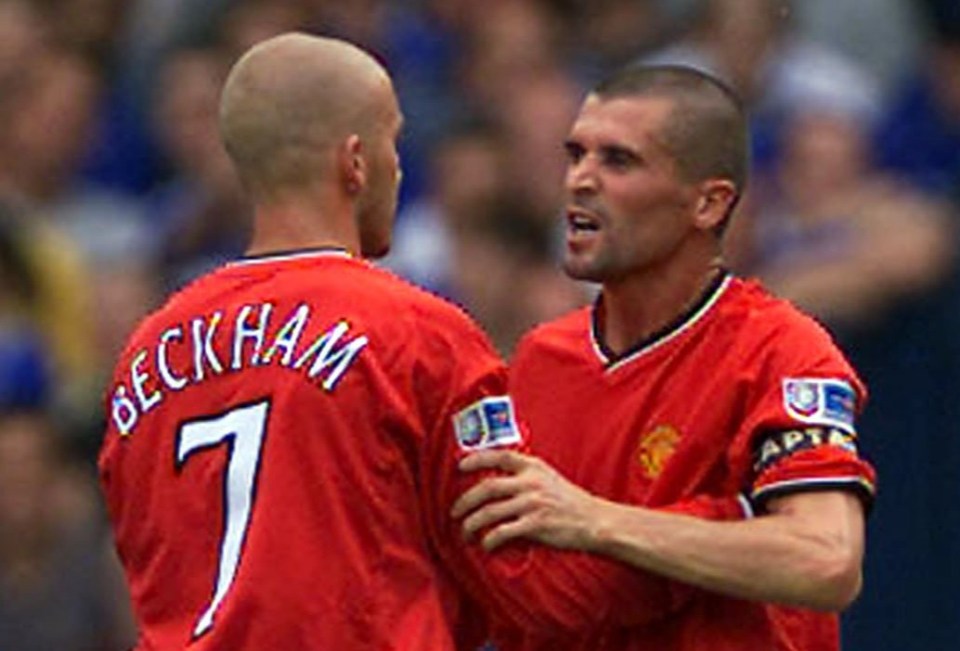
[593, 64, 749, 198]
[218, 32, 392, 202]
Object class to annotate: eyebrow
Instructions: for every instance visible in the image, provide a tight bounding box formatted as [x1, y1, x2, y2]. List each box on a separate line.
[601, 143, 641, 158]
[564, 137, 644, 161]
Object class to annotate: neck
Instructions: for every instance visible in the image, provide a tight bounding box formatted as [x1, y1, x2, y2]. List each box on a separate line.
[599, 249, 725, 356]
[245, 189, 360, 257]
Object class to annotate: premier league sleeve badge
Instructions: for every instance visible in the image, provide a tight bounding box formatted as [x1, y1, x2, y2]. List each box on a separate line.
[453, 396, 522, 451]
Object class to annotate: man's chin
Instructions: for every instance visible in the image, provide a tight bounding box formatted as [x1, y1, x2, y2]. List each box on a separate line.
[562, 258, 601, 283]
[359, 225, 392, 259]
[360, 242, 390, 260]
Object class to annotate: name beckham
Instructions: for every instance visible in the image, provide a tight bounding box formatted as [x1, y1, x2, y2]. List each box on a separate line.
[110, 301, 368, 436]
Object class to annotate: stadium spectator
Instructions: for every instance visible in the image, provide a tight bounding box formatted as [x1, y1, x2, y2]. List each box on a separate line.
[789, 0, 923, 91]
[0, 200, 97, 442]
[874, 0, 960, 199]
[384, 119, 588, 354]
[384, 119, 510, 299]
[731, 93, 954, 331]
[0, 44, 155, 441]
[37, 0, 129, 68]
[565, 0, 677, 83]
[645, 0, 881, 168]
[494, 67, 583, 220]
[0, 409, 135, 651]
[0, 211, 52, 414]
[0, 46, 149, 262]
[217, 0, 309, 60]
[0, 0, 48, 86]
[147, 45, 247, 291]
[807, 6, 960, 648]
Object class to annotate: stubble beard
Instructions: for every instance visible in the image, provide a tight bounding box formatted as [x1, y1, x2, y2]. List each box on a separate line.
[562, 248, 608, 283]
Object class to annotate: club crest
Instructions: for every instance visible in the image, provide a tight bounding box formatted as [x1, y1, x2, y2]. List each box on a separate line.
[782, 378, 856, 432]
[637, 425, 681, 479]
[784, 380, 820, 417]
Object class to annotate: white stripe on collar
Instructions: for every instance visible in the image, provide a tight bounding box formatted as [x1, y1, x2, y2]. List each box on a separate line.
[593, 273, 733, 373]
[227, 249, 353, 267]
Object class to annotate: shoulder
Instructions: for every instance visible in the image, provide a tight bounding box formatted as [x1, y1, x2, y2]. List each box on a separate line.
[350, 264, 503, 365]
[372, 264, 490, 338]
[723, 276, 863, 393]
[725, 277, 845, 354]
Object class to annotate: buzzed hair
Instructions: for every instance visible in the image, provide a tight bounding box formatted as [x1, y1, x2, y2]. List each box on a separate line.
[218, 33, 392, 198]
[592, 64, 749, 196]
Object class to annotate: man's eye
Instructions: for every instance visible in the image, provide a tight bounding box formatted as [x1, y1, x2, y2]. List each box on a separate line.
[603, 149, 634, 168]
[563, 142, 585, 163]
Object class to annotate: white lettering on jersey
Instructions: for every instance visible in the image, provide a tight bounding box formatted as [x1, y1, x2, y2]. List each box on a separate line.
[192, 311, 225, 381]
[111, 303, 368, 437]
[111, 385, 139, 436]
[131, 349, 162, 413]
[295, 320, 368, 391]
[232, 302, 274, 370]
[157, 327, 188, 390]
[262, 303, 310, 367]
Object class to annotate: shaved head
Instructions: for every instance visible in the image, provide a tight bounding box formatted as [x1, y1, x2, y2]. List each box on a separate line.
[592, 65, 748, 194]
[219, 32, 396, 199]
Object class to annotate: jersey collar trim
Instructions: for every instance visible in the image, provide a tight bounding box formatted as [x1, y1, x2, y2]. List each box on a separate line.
[228, 247, 353, 267]
[592, 270, 732, 372]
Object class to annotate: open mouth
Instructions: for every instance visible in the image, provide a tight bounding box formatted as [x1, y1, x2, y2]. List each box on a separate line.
[567, 208, 600, 232]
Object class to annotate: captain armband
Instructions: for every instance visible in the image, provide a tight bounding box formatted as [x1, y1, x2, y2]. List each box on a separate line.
[753, 426, 859, 473]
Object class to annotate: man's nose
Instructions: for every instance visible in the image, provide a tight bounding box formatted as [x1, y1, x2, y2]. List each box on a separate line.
[565, 157, 599, 194]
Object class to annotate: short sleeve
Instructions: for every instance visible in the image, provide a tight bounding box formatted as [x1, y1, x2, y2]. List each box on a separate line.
[732, 313, 877, 511]
[416, 308, 752, 635]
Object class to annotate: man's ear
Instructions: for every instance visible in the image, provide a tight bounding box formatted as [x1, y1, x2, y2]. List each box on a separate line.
[693, 179, 738, 231]
[340, 134, 367, 195]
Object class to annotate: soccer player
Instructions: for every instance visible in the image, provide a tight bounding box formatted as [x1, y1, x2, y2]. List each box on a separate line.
[454, 65, 877, 650]
[98, 33, 526, 650]
[98, 34, 745, 651]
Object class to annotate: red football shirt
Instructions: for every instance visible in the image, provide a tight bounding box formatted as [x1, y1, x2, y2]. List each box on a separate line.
[100, 253, 784, 649]
[498, 273, 877, 651]
[99, 250, 527, 651]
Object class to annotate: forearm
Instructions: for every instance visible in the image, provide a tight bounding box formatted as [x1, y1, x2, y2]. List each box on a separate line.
[585, 491, 864, 611]
[450, 454, 749, 630]
[473, 492, 749, 630]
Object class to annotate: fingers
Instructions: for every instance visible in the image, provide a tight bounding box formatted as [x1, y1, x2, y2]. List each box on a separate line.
[481, 517, 534, 552]
[458, 449, 533, 474]
[462, 494, 529, 541]
[452, 450, 557, 548]
[452, 475, 524, 519]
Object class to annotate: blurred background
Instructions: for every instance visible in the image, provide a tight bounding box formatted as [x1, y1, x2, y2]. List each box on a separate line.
[0, 0, 957, 649]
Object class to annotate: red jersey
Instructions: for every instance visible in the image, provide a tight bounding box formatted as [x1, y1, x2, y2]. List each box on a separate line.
[498, 273, 877, 651]
[99, 249, 528, 651]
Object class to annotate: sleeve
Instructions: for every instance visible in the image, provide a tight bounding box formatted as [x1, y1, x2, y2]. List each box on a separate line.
[731, 314, 877, 512]
[415, 313, 746, 635]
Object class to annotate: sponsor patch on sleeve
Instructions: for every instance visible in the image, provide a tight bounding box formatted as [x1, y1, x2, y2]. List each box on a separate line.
[453, 396, 522, 451]
[782, 378, 857, 433]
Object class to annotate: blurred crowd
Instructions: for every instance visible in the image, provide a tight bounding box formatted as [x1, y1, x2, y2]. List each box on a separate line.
[0, 0, 958, 649]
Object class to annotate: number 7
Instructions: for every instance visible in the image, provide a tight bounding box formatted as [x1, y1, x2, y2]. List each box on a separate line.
[176, 400, 269, 638]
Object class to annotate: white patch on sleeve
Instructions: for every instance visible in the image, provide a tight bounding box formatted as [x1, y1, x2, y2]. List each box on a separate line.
[782, 378, 857, 434]
[453, 396, 522, 451]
